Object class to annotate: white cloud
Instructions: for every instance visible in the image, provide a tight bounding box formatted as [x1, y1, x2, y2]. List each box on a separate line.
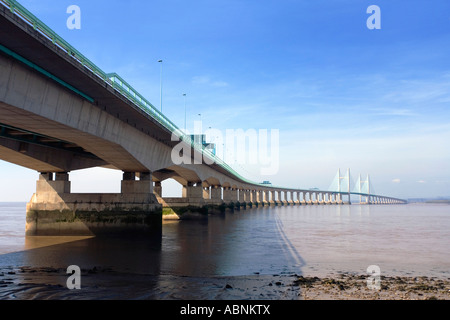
[211, 80, 229, 88]
[368, 108, 418, 117]
[192, 75, 210, 84]
[392, 178, 401, 183]
[381, 78, 450, 105]
[192, 75, 228, 87]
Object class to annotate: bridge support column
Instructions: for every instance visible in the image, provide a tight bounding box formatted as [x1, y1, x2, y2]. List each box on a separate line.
[278, 191, 284, 205]
[121, 171, 153, 194]
[29, 172, 71, 204]
[259, 190, 266, 206]
[231, 188, 238, 203]
[325, 193, 331, 204]
[203, 186, 211, 200]
[317, 192, 322, 205]
[294, 192, 300, 205]
[273, 191, 279, 205]
[154, 181, 162, 197]
[244, 189, 249, 203]
[238, 189, 243, 202]
[26, 171, 161, 236]
[304, 192, 310, 205]
[249, 190, 255, 205]
[322, 193, 327, 204]
[184, 182, 204, 203]
[284, 191, 290, 205]
[255, 190, 261, 206]
[311, 192, 316, 205]
[337, 193, 342, 205]
[210, 186, 222, 204]
[223, 187, 234, 204]
[269, 190, 275, 206]
[262, 190, 269, 206]
[288, 191, 294, 205]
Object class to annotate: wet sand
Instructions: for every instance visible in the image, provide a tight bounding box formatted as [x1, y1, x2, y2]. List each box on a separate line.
[1, 266, 449, 300]
[295, 273, 450, 300]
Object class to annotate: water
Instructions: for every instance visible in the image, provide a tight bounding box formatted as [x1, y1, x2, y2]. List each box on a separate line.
[0, 203, 27, 257]
[0, 202, 449, 299]
[1, 202, 449, 277]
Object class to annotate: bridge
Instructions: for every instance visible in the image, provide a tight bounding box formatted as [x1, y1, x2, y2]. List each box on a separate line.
[0, 0, 406, 236]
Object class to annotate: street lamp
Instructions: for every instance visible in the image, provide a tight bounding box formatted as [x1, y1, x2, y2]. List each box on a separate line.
[198, 113, 203, 134]
[197, 113, 202, 143]
[158, 59, 163, 113]
[183, 93, 187, 132]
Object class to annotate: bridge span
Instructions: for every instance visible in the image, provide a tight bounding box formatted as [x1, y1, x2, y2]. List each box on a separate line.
[0, 0, 406, 236]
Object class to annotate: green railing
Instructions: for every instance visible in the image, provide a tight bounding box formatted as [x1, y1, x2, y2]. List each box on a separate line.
[0, 0, 270, 187]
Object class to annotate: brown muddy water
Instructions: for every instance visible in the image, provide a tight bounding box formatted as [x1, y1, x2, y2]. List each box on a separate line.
[0, 202, 449, 299]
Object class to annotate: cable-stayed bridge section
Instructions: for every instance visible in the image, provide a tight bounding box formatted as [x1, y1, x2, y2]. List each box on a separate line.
[0, 1, 406, 236]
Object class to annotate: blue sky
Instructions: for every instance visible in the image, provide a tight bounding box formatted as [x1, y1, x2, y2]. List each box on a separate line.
[1, 0, 450, 200]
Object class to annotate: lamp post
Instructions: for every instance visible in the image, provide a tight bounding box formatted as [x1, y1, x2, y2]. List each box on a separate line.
[158, 59, 163, 113]
[183, 93, 187, 132]
[197, 113, 202, 146]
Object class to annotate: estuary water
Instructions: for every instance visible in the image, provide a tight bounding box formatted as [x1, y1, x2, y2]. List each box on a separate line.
[0, 202, 449, 299]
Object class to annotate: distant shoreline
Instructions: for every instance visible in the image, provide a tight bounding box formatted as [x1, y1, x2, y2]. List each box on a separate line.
[424, 200, 450, 204]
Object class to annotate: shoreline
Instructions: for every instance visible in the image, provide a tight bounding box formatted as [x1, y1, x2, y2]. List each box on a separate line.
[1, 266, 449, 300]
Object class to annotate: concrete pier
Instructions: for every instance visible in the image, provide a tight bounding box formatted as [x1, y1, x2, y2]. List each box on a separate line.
[26, 172, 162, 236]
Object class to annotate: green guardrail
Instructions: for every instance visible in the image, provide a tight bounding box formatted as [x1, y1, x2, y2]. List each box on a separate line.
[0, 0, 272, 188]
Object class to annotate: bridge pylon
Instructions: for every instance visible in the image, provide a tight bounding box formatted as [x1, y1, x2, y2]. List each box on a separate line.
[356, 174, 371, 204]
[333, 168, 352, 204]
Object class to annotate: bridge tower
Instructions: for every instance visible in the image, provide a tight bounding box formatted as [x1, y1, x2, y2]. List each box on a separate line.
[357, 174, 371, 204]
[336, 168, 351, 204]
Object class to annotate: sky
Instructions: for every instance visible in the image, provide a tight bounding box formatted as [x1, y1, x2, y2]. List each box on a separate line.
[1, 0, 450, 201]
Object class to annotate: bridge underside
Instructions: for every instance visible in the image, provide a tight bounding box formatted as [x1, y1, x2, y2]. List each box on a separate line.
[0, 122, 108, 172]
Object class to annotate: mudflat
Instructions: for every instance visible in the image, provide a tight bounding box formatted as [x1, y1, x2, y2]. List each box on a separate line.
[0, 266, 449, 300]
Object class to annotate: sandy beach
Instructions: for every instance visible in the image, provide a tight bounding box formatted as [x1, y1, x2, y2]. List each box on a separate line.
[1, 266, 449, 300]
